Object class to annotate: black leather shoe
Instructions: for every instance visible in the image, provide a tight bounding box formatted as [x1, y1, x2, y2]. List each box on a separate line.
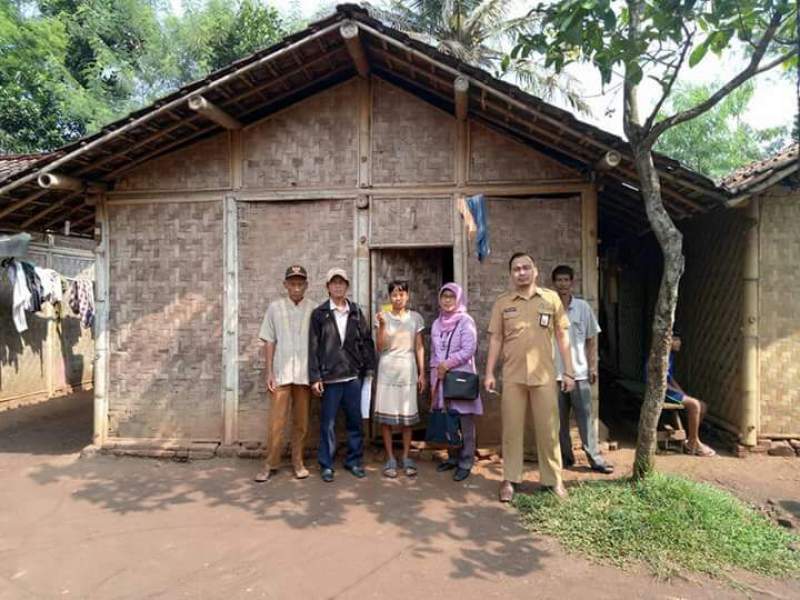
[437, 461, 457, 472]
[453, 467, 471, 482]
[321, 468, 334, 482]
[346, 465, 367, 479]
[591, 463, 614, 474]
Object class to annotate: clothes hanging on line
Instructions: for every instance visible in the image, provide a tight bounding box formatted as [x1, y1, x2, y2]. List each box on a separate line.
[68, 279, 95, 328]
[4, 259, 32, 333]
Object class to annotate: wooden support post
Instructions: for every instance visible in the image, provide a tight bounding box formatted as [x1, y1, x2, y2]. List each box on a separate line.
[354, 195, 371, 313]
[229, 129, 243, 189]
[452, 194, 468, 289]
[454, 76, 469, 122]
[93, 197, 110, 446]
[741, 197, 760, 446]
[340, 22, 370, 78]
[581, 185, 602, 440]
[222, 194, 239, 446]
[357, 77, 371, 188]
[188, 95, 242, 130]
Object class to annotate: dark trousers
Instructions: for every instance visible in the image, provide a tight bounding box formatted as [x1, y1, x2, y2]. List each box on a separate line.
[318, 379, 363, 470]
[558, 379, 606, 467]
[445, 414, 476, 470]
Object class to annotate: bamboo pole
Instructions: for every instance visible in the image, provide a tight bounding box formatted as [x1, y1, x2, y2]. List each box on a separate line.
[740, 197, 760, 446]
[188, 96, 242, 130]
[37, 173, 84, 191]
[454, 76, 469, 121]
[222, 194, 239, 446]
[93, 197, 110, 446]
[341, 22, 370, 78]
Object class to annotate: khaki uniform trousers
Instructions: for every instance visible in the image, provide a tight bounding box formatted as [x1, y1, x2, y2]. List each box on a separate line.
[265, 384, 311, 470]
[502, 381, 562, 487]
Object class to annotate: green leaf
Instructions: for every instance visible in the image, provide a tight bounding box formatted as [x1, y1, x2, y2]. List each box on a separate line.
[688, 42, 708, 67]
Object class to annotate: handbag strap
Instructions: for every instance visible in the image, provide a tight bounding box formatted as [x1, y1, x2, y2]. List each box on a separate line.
[443, 317, 464, 360]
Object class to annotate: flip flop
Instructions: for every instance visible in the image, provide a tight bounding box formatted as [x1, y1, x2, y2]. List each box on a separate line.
[684, 442, 716, 457]
[402, 458, 418, 477]
[383, 458, 398, 478]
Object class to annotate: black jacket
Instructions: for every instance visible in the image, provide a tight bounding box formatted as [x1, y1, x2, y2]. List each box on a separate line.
[308, 299, 377, 383]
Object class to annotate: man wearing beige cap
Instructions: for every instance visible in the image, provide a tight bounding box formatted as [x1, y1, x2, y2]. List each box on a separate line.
[254, 265, 315, 483]
[309, 268, 376, 482]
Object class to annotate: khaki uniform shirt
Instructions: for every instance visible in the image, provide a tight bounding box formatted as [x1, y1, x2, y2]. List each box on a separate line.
[488, 286, 569, 386]
[258, 297, 315, 386]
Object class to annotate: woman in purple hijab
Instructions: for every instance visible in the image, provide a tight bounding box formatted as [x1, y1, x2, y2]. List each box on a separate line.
[429, 282, 483, 481]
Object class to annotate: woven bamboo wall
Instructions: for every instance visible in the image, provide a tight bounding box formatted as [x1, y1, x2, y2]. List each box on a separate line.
[468, 122, 578, 182]
[1, 244, 94, 410]
[107, 201, 224, 440]
[242, 80, 359, 189]
[677, 209, 746, 429]
[467, 196, 583, 441]
[116, 134, 231, 191]
[369, 196, 453, 247]
[236, 199, 355, 443]
[758, 187, 800, 436]
[371, 79, 455, 184]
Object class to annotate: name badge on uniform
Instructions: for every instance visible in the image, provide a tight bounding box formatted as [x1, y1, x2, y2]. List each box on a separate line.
[538, 312, 551, 327]
[503, 307, 518, 317]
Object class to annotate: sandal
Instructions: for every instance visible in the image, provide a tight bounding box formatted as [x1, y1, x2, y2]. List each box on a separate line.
[684, 442, 716, 457]
[383, 458, 398, 478]
[402, 458, 418, 478]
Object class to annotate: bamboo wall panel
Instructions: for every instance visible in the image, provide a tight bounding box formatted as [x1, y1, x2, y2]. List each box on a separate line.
[242, 81, 359, 188]
[469, 122, 578, 182]
[677, 209, 746, 429]
[237, 199, 355, 444]
[116, 134, 231, 191]
[371, 79, 455, 184]
[467, 196, 582, 441]
[107, 201, 224, 439]
[758, 187, 800, 435]
[369, 196, 453, 246]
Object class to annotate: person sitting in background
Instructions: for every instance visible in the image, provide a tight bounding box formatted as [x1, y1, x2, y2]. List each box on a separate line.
[664, 331, 716, 457]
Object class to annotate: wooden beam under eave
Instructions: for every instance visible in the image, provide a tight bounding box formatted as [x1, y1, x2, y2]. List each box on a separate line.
[340, 22, 370, 78]
[19, 191, 81, 229]
[188, 95, 242, 130]
[454, 76, 469, 121]
[0, 190, 48, 221]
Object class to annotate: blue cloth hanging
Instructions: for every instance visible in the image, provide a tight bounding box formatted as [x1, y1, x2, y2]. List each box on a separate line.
[467, 194, 490, 262]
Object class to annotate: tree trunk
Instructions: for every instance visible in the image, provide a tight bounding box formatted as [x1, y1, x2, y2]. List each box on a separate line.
[631, 144, 684, 481]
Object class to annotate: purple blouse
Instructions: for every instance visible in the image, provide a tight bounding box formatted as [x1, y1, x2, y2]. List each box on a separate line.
[429, 314, 483, 415]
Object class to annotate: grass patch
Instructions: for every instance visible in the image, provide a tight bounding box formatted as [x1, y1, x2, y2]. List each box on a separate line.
[513, 473, 800, 579]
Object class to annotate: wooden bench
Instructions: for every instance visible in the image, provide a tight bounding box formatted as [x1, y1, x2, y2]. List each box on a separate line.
[616, 379, 686, 452]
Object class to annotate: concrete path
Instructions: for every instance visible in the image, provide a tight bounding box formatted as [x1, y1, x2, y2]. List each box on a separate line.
[1, 393, 798, 599]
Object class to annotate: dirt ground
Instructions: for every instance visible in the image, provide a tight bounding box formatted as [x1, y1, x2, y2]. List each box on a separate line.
[1, 392, 798, 600]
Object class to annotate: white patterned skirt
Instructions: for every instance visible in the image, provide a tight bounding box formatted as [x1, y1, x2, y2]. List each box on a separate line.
[374, 353, 420, 426]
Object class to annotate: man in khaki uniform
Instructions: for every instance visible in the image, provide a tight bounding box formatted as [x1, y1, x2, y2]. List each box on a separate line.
[254, 265, 315, 483]
[485, 253, 576, 503]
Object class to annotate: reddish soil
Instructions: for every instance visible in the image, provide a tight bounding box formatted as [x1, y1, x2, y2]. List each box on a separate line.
[1, 392, 797, 599]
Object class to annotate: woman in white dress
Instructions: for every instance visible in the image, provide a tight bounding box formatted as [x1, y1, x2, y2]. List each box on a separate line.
[374, 280, 426, 478]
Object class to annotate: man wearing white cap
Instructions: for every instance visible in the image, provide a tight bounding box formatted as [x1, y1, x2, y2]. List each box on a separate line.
[309, 268, 377, 482]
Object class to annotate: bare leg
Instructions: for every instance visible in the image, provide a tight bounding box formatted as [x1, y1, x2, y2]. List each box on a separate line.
[683, 397, 701, 446]
[382, 424, 395, 462]
[401, 426, 412, 462]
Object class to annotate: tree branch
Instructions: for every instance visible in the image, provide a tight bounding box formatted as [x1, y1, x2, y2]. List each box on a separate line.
[642, 35, 693, 134]
[645, 11, 789, 146]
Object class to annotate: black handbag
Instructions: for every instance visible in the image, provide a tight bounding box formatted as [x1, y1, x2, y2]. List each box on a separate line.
[442, 320, 480, 401]
[425, 406, 463, 447]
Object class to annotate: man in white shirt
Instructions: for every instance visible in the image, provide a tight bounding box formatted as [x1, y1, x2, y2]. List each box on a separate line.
[552, 265, 613, 474]
[254, 265, 315, 483]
